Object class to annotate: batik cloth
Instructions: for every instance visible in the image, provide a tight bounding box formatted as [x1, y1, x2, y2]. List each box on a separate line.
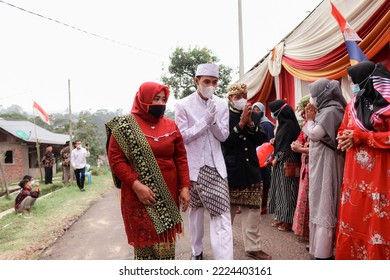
[190, 166, 230, 217]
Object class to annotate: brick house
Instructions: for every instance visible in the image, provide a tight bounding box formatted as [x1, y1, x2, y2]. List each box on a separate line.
[0, 119, 69, 183]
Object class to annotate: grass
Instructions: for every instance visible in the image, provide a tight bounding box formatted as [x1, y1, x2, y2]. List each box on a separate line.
[0, 180, 65, 212]
[0, 172, 113, 260]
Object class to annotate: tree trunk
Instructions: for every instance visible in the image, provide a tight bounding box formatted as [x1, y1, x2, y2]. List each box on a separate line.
[0, 156, 10, 198]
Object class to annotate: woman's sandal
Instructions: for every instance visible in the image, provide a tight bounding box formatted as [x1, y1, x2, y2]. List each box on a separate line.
[271, 220, 283, 227]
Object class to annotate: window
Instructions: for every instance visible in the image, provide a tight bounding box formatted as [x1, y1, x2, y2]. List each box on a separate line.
[4, 150, 13, 164]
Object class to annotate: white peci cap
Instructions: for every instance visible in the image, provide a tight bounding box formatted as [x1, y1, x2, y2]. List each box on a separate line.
[195, 63, 219, 78]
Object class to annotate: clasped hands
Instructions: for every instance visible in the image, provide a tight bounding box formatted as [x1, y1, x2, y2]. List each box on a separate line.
[337, 130, 354, 151]
[239, 103, 253, 128]
[304, 103, 317, 121]
[291, 140, 303, 153]
[205, 99, 217, 125]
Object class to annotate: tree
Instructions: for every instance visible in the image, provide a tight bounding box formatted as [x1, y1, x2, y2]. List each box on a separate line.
[161, 46, 233, 100]
[73, 111, 105, 165]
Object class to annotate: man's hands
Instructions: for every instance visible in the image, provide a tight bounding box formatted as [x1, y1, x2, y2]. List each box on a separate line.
[205, 99, 217, 124]
[239, 103, 253, 129]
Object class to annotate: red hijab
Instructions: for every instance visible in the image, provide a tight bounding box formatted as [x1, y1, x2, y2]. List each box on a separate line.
[131, 82, 170, 123]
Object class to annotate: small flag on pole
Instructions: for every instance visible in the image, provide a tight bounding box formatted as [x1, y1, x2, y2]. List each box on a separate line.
[33, 101, 50, 125]
[331, 2, 368, 65]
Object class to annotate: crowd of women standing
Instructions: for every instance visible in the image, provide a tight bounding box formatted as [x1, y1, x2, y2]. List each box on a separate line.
[267, 61, 390, 260]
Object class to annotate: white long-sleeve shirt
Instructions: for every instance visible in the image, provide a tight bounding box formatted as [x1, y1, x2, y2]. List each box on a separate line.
[175, 92, 229, 181]
[71, 147, 90, 169]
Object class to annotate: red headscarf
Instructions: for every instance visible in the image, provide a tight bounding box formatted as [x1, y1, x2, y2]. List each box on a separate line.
[131, 82, 170, 123]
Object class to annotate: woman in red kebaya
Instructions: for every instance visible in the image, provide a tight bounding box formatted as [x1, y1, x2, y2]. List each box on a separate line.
[106, 82, 190, 260]
[335, 61, 390, 259]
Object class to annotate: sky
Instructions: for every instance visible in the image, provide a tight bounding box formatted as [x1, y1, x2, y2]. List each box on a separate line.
[0, 0, 323, 114]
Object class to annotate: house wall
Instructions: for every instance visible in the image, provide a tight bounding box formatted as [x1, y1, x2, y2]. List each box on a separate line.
[0, 131, 29, 182]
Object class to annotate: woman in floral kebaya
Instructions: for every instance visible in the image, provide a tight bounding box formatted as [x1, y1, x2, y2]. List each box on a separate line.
[335, 61, 390, 260]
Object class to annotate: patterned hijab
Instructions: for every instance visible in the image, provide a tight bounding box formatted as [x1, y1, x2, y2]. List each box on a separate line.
[131, 82, 170, 123]
[269, 100, 300, 154]
[347, 61, 390, 131]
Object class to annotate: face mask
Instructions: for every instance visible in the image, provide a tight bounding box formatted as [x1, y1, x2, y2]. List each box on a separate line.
[76, 144, 81, 149]
[350, 83, 365, 96]
[198, 85, 215, 99]
[31, 180, 35, 187]
[310, 97, 317, 106]
[232, 98, 247, 110]
[148, 104, 166, 119]
[271, 103, 287, 120]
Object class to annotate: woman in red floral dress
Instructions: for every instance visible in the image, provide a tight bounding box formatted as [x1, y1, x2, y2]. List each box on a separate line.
[335, 61, 390, 259]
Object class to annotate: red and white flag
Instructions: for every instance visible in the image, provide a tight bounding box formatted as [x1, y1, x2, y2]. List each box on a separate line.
[331, 2, 362, 41]
[33, 101, 50, 125]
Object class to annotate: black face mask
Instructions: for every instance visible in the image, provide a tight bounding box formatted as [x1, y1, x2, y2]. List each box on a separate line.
[251, 111, 263, 125]
[148, 104, 166, 119]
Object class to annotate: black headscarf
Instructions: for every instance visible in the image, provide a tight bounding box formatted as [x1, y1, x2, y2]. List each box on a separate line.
[269, 100, 300, 154]
[347, 61, 390, 131]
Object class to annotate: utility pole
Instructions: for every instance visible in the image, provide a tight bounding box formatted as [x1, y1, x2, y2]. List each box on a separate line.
[238, 0, 245, 78]
[32, 111, 43, 181]
[68, 79, 73, 156]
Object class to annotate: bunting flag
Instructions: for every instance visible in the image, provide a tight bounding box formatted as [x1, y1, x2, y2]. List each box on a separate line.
[330, 1, 368, 65]
[33, 101, 50, 125]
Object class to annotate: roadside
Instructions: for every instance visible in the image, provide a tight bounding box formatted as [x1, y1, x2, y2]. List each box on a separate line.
[0, 173, 113, 260]
[40, 187, 312, 260]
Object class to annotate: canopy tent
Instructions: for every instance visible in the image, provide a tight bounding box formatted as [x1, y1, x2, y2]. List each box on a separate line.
[239, 0, 390, 111]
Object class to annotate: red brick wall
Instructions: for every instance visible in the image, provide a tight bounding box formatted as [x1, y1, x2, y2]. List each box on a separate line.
[0, 132, 29, 183]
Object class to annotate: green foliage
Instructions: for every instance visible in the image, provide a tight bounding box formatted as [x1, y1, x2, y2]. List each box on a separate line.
[0, 112, 28, 120]
[161, 46, 233, 99]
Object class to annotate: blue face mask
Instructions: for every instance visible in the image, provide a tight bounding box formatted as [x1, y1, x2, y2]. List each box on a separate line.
[350, 83, 366, 97]
[271, 103, 286, 120]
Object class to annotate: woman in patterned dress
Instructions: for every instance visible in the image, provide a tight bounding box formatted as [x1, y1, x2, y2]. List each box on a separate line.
[335, 61, 390, 259]
[291, 96, 311, 240]
[268, 100, 301, 232]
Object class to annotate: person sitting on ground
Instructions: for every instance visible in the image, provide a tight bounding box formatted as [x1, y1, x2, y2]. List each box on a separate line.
[14, 178, 41, 214]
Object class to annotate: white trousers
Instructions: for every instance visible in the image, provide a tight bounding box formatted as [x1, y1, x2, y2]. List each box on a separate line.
[189, 207, 234, 260]
[231, 205, 263, 252]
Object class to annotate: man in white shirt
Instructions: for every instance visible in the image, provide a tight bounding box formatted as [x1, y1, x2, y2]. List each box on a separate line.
[175, 63, 233, 260]
[71, 140, 90, 191]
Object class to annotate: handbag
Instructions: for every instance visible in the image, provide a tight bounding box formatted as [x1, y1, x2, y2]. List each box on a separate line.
[283, 162, 301, 177]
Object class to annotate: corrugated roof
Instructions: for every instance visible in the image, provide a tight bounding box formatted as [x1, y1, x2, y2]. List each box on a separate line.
[0, 119, 69, 145]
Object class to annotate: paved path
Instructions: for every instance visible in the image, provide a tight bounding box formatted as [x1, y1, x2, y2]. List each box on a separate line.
[40, 188, 311, 260]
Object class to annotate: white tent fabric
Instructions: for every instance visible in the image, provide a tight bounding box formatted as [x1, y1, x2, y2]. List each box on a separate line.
[240, 0, 387, 101]
[283, 0, 385, 60]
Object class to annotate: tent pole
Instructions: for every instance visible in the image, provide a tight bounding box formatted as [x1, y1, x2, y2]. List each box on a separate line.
[238, 0, 245, 78]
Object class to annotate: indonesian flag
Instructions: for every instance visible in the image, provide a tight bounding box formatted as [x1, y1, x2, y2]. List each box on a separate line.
[33, 101, 50, 125]
[331, 2, 368, 65]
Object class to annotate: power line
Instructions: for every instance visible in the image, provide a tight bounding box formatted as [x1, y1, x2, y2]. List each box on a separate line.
[0, 0, 166, 58]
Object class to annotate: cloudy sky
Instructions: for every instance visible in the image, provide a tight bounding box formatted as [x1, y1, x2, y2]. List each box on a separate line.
[0, 0, 322, 114]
